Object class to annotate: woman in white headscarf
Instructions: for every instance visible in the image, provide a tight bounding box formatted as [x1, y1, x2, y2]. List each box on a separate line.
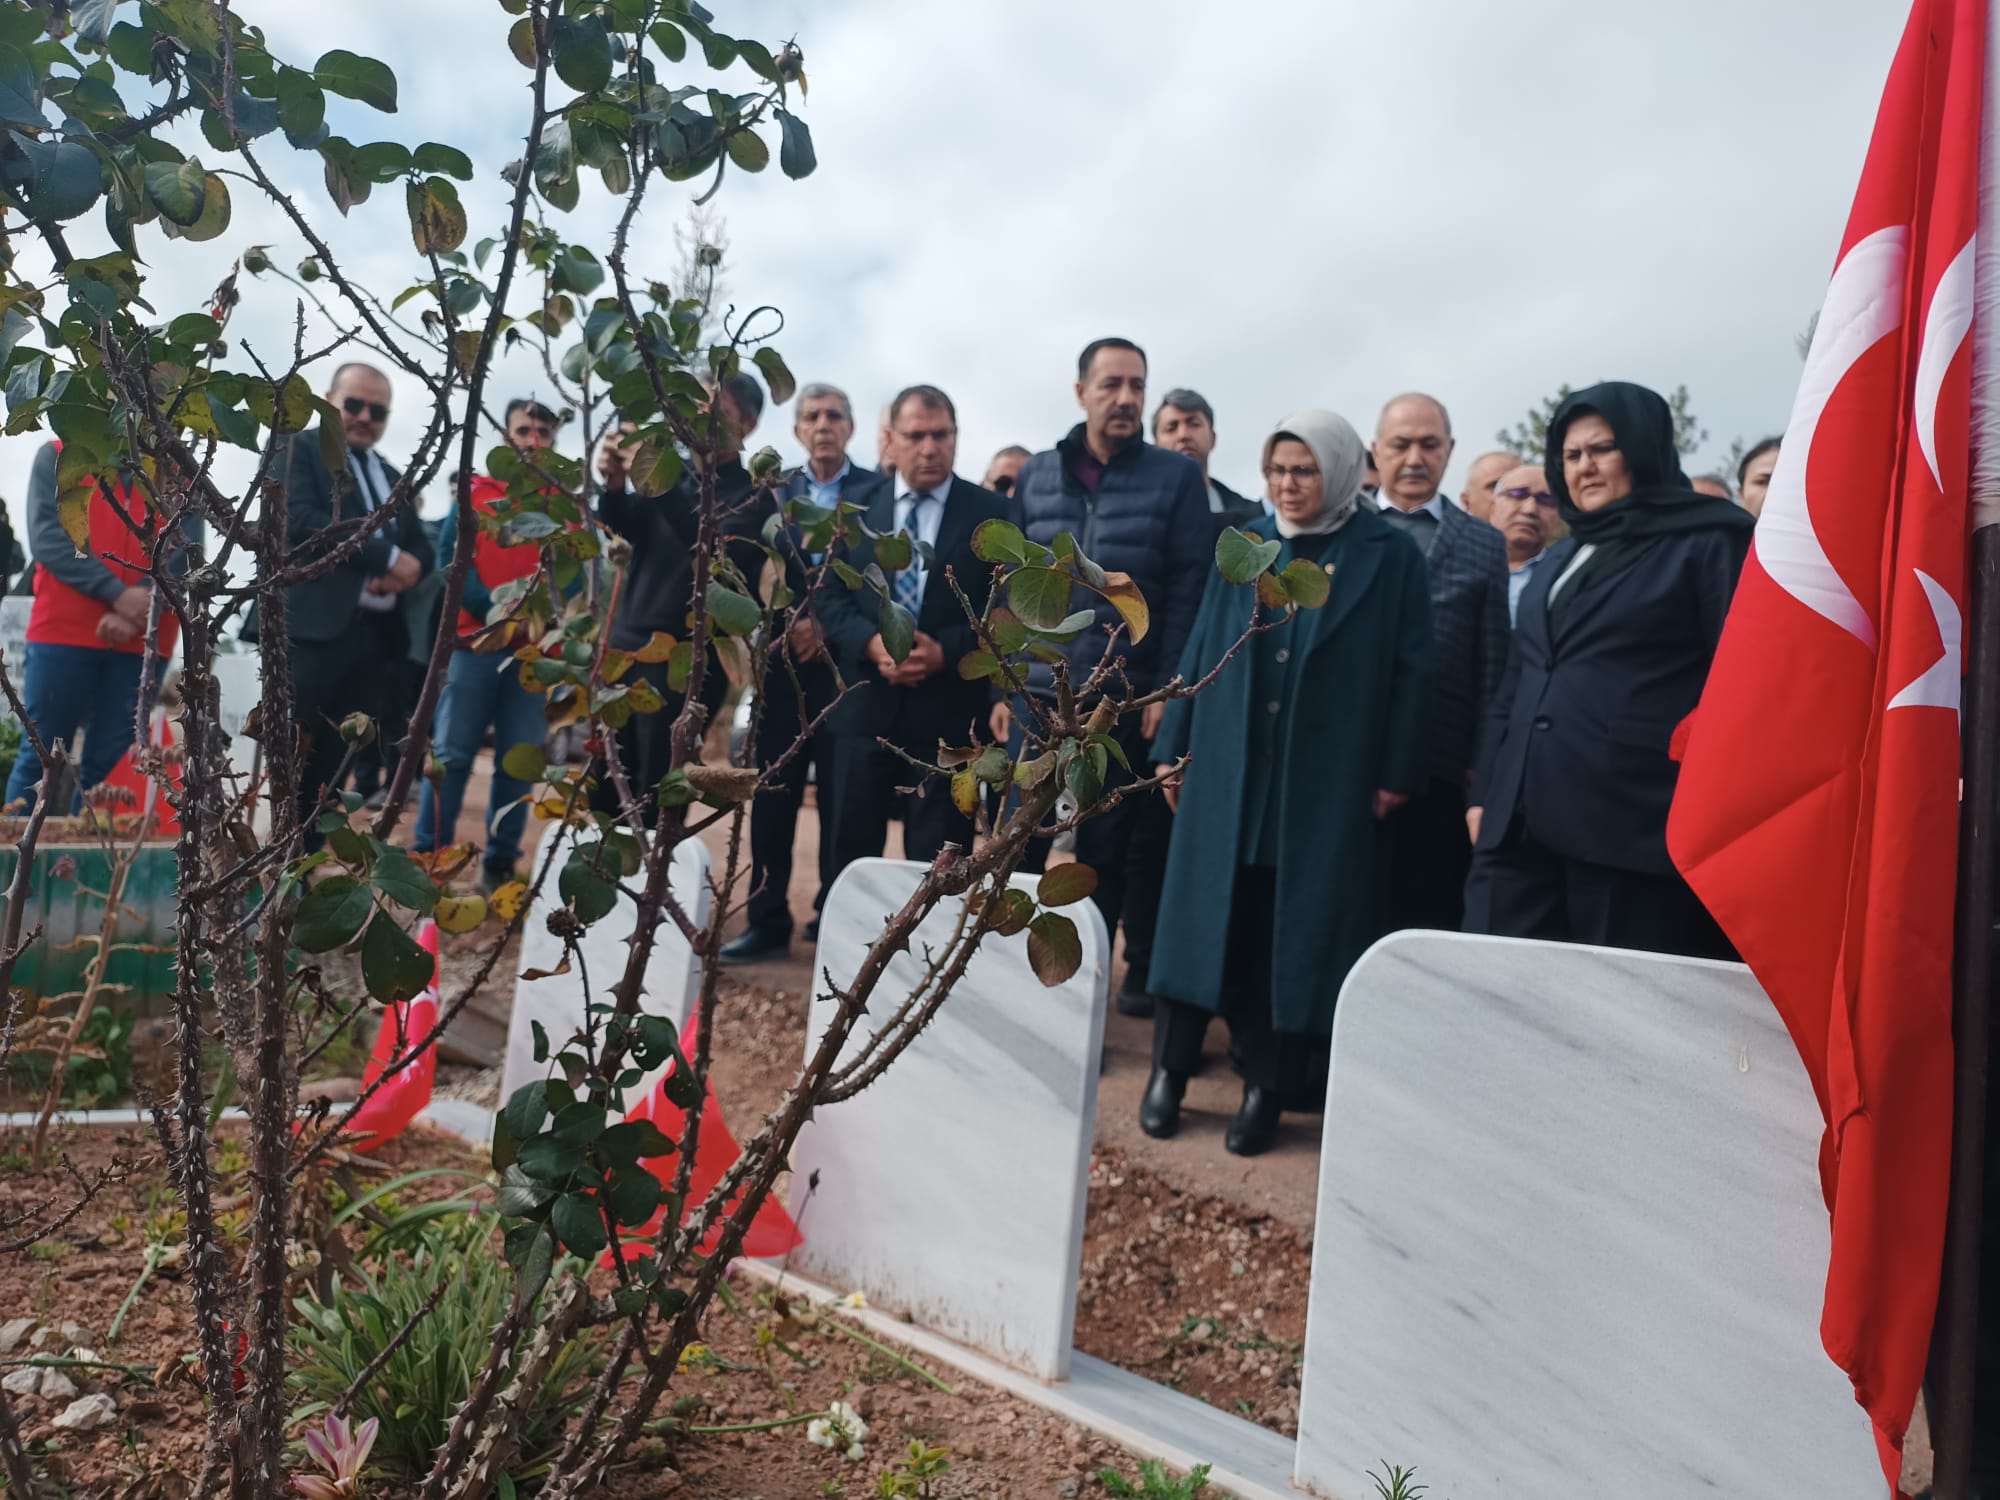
[1143, 411, 1433, 1156]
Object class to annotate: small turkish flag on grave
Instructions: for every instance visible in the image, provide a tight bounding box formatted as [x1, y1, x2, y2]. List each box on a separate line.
[1667, 0, 1984, 1487]
[345, 919, 440, 1152]
[604, 1003, 802, 1265]
[98, 703, 181, 834]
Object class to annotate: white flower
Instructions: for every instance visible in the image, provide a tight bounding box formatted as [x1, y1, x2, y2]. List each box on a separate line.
[805, 1401, 868, 1462]
[841, 1290, 867, 1309]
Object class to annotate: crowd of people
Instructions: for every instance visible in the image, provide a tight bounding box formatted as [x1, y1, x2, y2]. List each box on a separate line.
[3, 344, 1781, 1159]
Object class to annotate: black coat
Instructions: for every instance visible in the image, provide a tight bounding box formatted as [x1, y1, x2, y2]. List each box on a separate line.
[1210, 477, 1265, 531]
[245, 428, 433, 646]
[599, 457, 772, 653]
[1012, 427, 1212, 696]
[757, 461, 877, 756]
[1150, 509, 1432, 1036]
[1397, 496, 1510, 786]
[1473, 528, 1750, 875]
[818, 474, 1019, 750]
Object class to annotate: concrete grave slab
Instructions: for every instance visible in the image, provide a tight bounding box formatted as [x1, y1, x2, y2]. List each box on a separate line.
[497, 838, 709, 1116]
[1295, 932, 1879, 1499]
[787, 857, 1110, 1381]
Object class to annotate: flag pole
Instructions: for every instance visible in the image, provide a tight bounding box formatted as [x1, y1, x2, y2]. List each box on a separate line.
[1929, 7, 2000, 1492]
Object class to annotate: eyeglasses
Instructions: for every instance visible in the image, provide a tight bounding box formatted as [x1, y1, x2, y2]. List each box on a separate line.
[343, 396, 390, 422]
[1262, 464, 1321, 484]
[1497, 486, 1555, 508]
[1562, 440, 1620, 466]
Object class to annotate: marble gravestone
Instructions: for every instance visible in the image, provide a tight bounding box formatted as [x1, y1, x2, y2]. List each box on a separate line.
[498, 838, 710, 1116]
[1295, 932, 1881, 1500]
[786, 858, 1110, 1382]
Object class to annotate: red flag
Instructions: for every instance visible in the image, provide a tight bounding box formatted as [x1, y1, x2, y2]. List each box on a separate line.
[1666, 0, 1982, 1488]
[346, 919, 440, 1152]
[603, 1003, 802, 1266]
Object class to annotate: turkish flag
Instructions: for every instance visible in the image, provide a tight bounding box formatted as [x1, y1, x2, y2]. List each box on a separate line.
[346, 919, 440, 1152]
[1666, 0, 1982, 1489]
[602, 1003, 802, 1266]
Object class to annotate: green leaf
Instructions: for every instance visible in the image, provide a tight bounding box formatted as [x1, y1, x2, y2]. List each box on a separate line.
[704, 581, 762, 637]
[972, 518, 1029, 566]
[496, 1164, 555, 1218]
[559, 853, 618, 925]
[517, 1134, 583, 1184]
[412, 141, 473, 179]
[1026, 912, 1083, 987]
[988, 607, 1029, 653]
[1215, 526, 1282, 585]
[775, 106, 816, 179]
[724, 126, 769, 173]
[605, 1166, 662, 1227]
[552, 1192, 608, 1259]
[550, 14, 613, 92]
[1009, 567, 1075, 631]
[406, 175, 467, 255]
[371, 848, 440, 911]
[295, 875, 372, 953]
[507, 15, 538, 68]
[1038, 864, 1098, 908]
[550, 245, 603, 295]
[1281, 556, 1332, 609]
[751, 345, 795, 405]
[551, 1100, 606, 1146]
[1065, 749, 1104, 808]
[314, 48, 398, 112]
[503, 1079, 550, 1143]
[649, 19, 686, 61]
[73, 0, 123, 44]
[360, 913, 436, 1004]
[17, 138, 102, 222]
[500, 742, 547, 782]
[873, 533, 912, 573]
[142, 158, 207, 226]
[275, 67, 325, 146]
[879, 597, 915, 665]
[170, 172, 230, 243]
[958, 649, 1000, 682]
[599, 1118, 674, 1162]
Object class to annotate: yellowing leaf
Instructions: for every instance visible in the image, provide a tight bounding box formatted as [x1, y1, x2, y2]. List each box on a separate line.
[490, 880, 531, 921]
[56, 480, 93, 552]
[1094, 570, 1149, 644]
[951, 765, 980, 816]
[434, 893, 488, 933]
[631, 631, 678, 664]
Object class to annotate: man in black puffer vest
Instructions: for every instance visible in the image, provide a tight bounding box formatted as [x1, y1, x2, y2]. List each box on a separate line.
[1000, 338, 1212, 1011]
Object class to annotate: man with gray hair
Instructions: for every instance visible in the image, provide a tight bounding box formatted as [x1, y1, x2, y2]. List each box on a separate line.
[1153, 388, 1260, 524]
[1457, 449, 1519, 521]
[721, 381, 877, 963]
[1372, 391, 1510, 932]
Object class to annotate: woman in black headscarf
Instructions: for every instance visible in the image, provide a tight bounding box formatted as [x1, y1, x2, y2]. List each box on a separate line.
[1464, 381, 1755, 956]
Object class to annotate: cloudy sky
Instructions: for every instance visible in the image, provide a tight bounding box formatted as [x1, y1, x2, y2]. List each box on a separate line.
[1, 0, 1909, 529]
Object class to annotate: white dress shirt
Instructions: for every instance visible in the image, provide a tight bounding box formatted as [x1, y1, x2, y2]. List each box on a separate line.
[349, 446, 402, 612]
[892, 478, 949, 603]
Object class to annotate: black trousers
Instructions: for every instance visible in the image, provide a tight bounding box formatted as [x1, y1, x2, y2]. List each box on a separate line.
[292, 611, 406, 841]
[1972, 1001, 2000, 1491]
[1152, 866, 1327, 1107]
[1381, 776, 1472, 932]
[1015, 718, 1153, 954]
[829, 736, 973, 875]
[744, 723, 839, 935]
[1462, 825, 1734, 960]
[1117, 790, 1175, 992]
[590, 659, 723, 825]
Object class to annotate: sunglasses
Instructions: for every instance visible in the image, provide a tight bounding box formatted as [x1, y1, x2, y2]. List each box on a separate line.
[1498, 486, 1555, 508]
[990, 475, 1015, 496]
[342, 396, 390, 422]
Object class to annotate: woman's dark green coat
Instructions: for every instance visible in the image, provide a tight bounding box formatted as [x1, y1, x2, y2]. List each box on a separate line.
[1148, 508, 1433, 1038]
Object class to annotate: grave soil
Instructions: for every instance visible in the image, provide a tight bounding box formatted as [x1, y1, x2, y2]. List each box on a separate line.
[700, 974, 1316, 1439]
[0, 1123, 1155, 1498]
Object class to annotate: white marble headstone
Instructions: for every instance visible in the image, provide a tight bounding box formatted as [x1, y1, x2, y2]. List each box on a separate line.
[1294, 932, 1880, 1500]
[498, 838, 709, 1115]
[786, 857, 1110, 1381]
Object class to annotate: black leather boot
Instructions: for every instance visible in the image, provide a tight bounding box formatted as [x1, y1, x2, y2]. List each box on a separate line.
[1225, 1084, 1282, 1157]
[1139, 1068, 1186, 1139]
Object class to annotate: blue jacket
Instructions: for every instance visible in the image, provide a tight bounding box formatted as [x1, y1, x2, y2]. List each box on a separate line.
[1011, 426, 1213, 697]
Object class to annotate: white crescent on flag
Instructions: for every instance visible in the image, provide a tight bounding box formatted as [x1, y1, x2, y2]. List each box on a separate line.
[1757, 225, 1908, 650]
[1913, 235, 1976, 490]
[1885, 569, 1964, 720]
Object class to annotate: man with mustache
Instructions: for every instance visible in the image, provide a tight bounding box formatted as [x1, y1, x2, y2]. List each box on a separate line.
[1005, 338, 1212, 1018]
[1372, 392, 1510, 932]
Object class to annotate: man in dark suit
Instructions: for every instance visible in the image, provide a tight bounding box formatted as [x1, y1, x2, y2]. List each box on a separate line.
[1153, 388, 1263, 526]
[819, 385, 1019, 872]
[249, 361, 434, 838]
[1371, 391, 1510, 932]
[595, 372, 774, 815]
[721, 381, 875, 963]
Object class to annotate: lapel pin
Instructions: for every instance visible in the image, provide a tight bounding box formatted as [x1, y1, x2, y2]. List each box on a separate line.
[1323, 562, 1336, 574]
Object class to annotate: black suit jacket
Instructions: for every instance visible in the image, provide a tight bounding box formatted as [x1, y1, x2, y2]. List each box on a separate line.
[1398, 497, 1510, 786]
[757, 461, 877, 754]
[1473, 528, 1750, 875]
[819, 474, 1021, 750]
[1210, 477, 1264, 531]
[246, 428, 434, 646]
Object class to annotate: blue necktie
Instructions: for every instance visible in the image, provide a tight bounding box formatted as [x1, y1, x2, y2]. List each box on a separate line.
[891, 494, 929, 614]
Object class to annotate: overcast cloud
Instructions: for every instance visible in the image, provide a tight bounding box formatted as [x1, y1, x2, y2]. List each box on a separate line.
[0, 0, 1909, 526]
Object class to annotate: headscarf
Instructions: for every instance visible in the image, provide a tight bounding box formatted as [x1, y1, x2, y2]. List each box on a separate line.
[1545, 381, 1755, 544]
[1262, 409, 1368, 537]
